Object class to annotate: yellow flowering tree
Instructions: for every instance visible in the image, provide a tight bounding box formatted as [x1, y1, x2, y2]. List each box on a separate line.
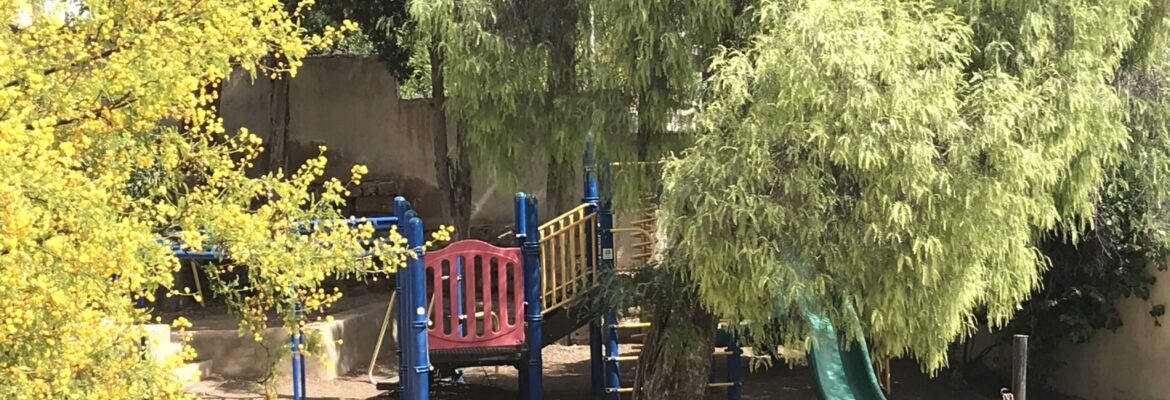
[0, 1, 415, 398]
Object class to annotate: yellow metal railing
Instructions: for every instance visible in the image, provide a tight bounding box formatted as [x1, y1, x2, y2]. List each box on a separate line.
[538, 203, 599, 314]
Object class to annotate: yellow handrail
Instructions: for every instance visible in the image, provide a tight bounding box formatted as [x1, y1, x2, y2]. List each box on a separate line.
[538, 204, 599, 314]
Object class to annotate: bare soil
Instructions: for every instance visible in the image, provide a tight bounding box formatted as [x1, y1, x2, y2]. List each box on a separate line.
[192, 344, 1039, 400]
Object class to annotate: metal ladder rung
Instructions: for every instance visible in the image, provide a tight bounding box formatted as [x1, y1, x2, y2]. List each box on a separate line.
[708, 382, 737, 388]
[615, 322, 651, 329]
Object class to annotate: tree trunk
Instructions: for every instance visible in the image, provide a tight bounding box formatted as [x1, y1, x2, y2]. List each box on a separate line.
[634, 286, 717, 400]
[538, 0, 579, 217]
[267, 56, 290, 176]
[429, 45, 473, 238]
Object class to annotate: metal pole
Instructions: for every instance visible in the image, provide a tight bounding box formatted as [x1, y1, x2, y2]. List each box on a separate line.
[599, 198, 620, 400]
[521, 194, 545, 400]
[515, 194, 530, 398]
[298, 332, 307, 399]
[1012, 334, 1028, 400]
[583, 135, 604, 396]
[393, 197, 411, 395]
[405, 216, 430, 400]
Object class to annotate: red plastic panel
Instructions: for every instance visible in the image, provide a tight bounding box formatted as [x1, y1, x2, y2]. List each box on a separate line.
[424, 240, 525, 350]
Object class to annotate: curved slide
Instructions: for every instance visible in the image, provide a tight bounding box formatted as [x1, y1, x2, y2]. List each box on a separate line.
[806, 312, 887, 400]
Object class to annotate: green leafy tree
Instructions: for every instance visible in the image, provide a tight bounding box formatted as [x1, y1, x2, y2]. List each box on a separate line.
[991, 5, 1170, 385]
[394, 0, 1170, 397]
[661, 0, 1165, 378]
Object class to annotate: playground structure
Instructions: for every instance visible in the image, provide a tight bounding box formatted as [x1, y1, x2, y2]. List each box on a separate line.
[379, 142, 745, 400]
[165, 140, 887, 400]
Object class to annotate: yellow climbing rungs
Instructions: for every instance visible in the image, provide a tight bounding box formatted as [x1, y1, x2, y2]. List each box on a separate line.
[613, 355, 639, 362]
[615, 322, 652, 329]
[712, 350, 734, 356]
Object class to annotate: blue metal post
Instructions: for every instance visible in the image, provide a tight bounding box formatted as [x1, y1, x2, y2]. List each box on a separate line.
[454, 256, 465, 383]
[299, 333, 307, 399]
[404, 216, 431, 399]
[728, 333, 742, 400]
[290, 278, 306, 400]
[457, 257, 465, 337]
[582, 136, 604, 396]
[515, 195, 529, 397]
[518, 193, 544, 400]
[599, 198, 620, 399]
[393, 197, 411, 395]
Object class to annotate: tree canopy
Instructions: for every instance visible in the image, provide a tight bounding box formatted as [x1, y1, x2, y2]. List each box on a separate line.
[661, 0, 1169, 372]
[367, 0, 1170, 380]
[0, 1, 411, 397]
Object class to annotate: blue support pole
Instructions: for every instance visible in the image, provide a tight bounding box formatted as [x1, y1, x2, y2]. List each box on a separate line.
[599, 198, 620, 399]
[291, 333, 301, 399]
[728, 333, 742, 400]
[299, 333, 307, 399]
[515, 194, 530, 398]
[393, 197, 411, 396]
[583, 135, 604, 396]
[290, 278, 306, 400]
[457, 257, 465, 337]
[517, 193, 544, 400]
[583, 134, 600, 205]
[402, 216, 430, 400]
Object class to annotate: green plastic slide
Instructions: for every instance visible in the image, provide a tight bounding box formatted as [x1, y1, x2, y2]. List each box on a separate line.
[806, 311, 887, 400]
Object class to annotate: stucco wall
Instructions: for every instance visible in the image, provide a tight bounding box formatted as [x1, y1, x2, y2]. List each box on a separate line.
[218, 55, 569, 227]
[1053, 262, 1170, 400]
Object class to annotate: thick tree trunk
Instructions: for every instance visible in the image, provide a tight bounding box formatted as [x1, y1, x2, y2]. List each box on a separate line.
[429, 45, 473, 238]
[267, 57, 290, 175]
[634, 287, 717, 400]
[545, 161, 575, 217]
[538, 0, 579, 217]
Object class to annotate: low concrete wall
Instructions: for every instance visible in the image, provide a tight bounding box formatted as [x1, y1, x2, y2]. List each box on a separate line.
[188, 298, 396, 381]
[1053, 263, 1170, 400]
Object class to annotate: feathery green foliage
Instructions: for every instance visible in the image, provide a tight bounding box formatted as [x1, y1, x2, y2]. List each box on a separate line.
[661, 0, 1154, 372]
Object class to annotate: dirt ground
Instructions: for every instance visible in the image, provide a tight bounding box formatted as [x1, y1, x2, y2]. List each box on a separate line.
[191, 344, 1048, 400]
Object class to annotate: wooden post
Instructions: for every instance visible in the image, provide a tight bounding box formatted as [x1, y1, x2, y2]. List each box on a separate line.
[1012, 335, 1028, 400]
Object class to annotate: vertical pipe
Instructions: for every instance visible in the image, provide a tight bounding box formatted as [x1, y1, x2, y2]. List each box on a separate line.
[457, 257, 465, 337]
[514, 193, 530, 399]
[599, 199, 620, 400]
[291, 333, 301, 400]
[583, 133, 599, 205]
[405, 216, 430, 400]
[298, 333, 307, 399]
[727, 333, 742, 400]
[523, 195, 545, 400]
[1013, 334, 1028, 400]
[583, 135, 604, 395]
[393, 197, 410, 395]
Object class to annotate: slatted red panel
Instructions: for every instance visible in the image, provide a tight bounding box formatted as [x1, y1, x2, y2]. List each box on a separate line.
[424, 240, 524, 350]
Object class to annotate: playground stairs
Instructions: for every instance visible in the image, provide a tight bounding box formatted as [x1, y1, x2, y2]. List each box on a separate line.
[142, 323, 212, 388]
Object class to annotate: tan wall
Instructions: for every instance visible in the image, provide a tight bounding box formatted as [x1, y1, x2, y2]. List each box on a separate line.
[1053, 263, 1170, 400]
[218, 55, 574, 228]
